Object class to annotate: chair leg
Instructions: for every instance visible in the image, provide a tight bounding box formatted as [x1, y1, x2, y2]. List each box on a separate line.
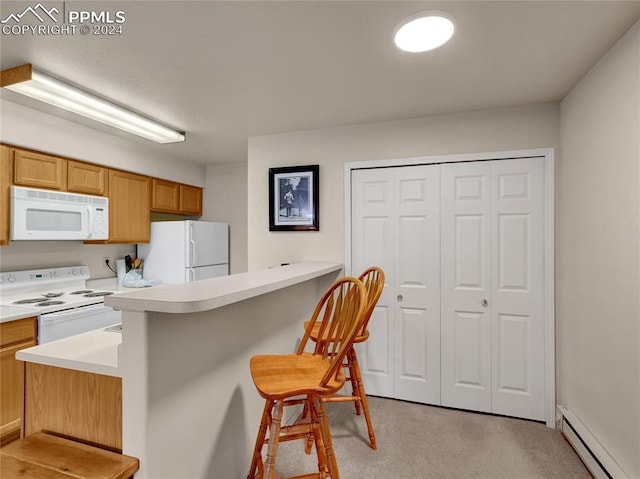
[264, 400, 283, 479]
[350, 349, 377, 450]
[346, 350, 361, 416]
[314, 396, 340, 479]
[307, 398, 329, 477]
[248, 399, 273, 479]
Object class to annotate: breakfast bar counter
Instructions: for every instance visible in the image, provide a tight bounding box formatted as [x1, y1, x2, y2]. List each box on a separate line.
[104, 262, 342, 479]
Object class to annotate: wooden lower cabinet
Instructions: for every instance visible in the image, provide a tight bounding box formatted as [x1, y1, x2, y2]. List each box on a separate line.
[0, 317, 37, 446]
[24, 363, 123, 452]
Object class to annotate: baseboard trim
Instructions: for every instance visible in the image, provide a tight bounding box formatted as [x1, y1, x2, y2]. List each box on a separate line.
[557, 406, 628, 479]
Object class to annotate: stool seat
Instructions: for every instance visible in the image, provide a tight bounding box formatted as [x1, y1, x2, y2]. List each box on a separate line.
[0, 432, 139, 479]
[251, 353, 345, 399]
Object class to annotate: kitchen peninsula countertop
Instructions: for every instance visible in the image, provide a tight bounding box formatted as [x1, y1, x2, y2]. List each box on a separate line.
[16, 327, 121, 377]
[105, 261, 343, 313]
[15, 262, 342, 378]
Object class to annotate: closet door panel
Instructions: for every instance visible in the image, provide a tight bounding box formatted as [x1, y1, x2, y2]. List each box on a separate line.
[393, 166, 440, 404]
[352, 168, 394, 397]
[491, 159, 546, 421]
[441, 162, 492, 412]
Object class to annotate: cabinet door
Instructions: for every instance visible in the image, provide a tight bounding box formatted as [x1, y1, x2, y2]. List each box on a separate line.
[67, 161, 107, 196]
[108, 170, 150, 243]
[151, 179, 179, 213]
[0, 317, 37, 447]
[0, 145, 11, 245]
[179, 184, 202, 215]
[13, 149, 66, 190]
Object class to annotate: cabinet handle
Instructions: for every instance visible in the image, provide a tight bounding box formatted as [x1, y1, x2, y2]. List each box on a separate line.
[397, 294, 403, 302]
[481, 299, 488, 307]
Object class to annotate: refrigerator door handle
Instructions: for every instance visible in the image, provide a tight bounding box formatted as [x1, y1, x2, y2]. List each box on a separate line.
[188, 221, 196, 267]
[188, 267, 195, 282]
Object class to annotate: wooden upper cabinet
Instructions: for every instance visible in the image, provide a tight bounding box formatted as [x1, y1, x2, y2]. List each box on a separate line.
[151, 179, 202, 216]
[151, 179, 179, 213]
[67, 161, 107, 196]
[107, 170, 150, 244]
[179, 184, 202, 215]
[13, 149, 67, 190]
[0, 145, 11, 245]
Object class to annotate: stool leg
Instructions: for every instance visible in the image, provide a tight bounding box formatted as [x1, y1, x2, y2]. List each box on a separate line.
[264, 400, 283, 479]
[346, 349, 361, 416]
[248, 399, 273, 479]
[351, 349, 377, 450]
[308, 398, 329, 477]
[314, 396, 340, 479]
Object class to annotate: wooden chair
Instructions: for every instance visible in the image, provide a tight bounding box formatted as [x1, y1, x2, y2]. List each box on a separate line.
[304, 266, 384, 450]
[247, 276, 367, 479]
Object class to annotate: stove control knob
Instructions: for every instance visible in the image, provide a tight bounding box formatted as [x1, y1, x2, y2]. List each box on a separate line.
[7, 274, 16, 283]
[71, 268, 78, 276]
[52, 270, 59, 278]
[79, 267, 86, 275]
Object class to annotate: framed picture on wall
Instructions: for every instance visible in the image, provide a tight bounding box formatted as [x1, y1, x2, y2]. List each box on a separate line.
[269, 165, 319, 231]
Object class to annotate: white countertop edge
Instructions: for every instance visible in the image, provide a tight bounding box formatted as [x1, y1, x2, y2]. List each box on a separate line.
[16, 329, 121, 378]
[105, 262, 343, 314]
[16, 354, 120, 377]
[0, 306, 39, 323]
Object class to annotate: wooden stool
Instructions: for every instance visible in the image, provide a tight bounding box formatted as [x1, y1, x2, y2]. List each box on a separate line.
[304, 267, 384, 451]
[0, 432, 139, 479]
[247, 277, 367, 479]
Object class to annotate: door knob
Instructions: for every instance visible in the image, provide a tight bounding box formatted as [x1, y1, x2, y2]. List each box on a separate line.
[397, 294, 403, 302]
[481, 299, 488, 307]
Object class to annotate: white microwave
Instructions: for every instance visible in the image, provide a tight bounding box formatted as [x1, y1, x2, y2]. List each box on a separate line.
[11, 186, 109, 240]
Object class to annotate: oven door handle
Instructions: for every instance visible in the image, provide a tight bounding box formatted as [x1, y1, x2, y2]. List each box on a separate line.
[39, 303, 113, 321]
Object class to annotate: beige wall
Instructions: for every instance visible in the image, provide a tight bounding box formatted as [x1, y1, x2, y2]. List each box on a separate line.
[557, 21, 640, 478]
[203, 161, 248, 273]
[0, 99, 205, 186]
[247, 103, 560, 271]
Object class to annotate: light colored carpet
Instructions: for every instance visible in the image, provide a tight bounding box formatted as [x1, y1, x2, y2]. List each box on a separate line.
[273, 396, 592, 479]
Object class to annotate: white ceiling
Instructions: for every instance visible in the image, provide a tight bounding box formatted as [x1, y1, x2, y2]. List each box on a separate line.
[1, 1, 639, 165]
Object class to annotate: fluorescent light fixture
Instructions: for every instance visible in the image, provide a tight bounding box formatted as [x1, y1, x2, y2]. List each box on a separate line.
[1, 64, 185, 144]
[394, 12, 455, 53]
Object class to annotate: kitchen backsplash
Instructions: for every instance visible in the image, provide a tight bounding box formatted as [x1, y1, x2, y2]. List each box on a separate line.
[0, 241, 135, 279]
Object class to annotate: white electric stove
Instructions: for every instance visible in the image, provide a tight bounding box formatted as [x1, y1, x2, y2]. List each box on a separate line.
[0, 266, 121, 343]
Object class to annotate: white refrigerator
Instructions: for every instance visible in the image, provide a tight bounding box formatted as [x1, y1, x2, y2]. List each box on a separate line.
[137, 220, 229, 284]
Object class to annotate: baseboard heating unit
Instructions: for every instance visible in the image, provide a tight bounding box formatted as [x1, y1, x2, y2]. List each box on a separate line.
[557, 406, 628, 479]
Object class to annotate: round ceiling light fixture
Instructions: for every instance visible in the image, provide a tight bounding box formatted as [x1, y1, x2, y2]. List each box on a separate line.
[393, 11, 455, 53]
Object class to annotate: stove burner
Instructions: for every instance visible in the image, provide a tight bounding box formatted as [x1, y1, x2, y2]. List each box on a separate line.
[37, 300, 65, 306]
[13, 298, 46, 304]
[70, 290, 93, 295]
[42, 292, 64, 298]
[83, 292, 114, 298]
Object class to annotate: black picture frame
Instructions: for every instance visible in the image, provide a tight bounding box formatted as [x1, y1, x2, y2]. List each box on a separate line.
[269, 165, 319, 231]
